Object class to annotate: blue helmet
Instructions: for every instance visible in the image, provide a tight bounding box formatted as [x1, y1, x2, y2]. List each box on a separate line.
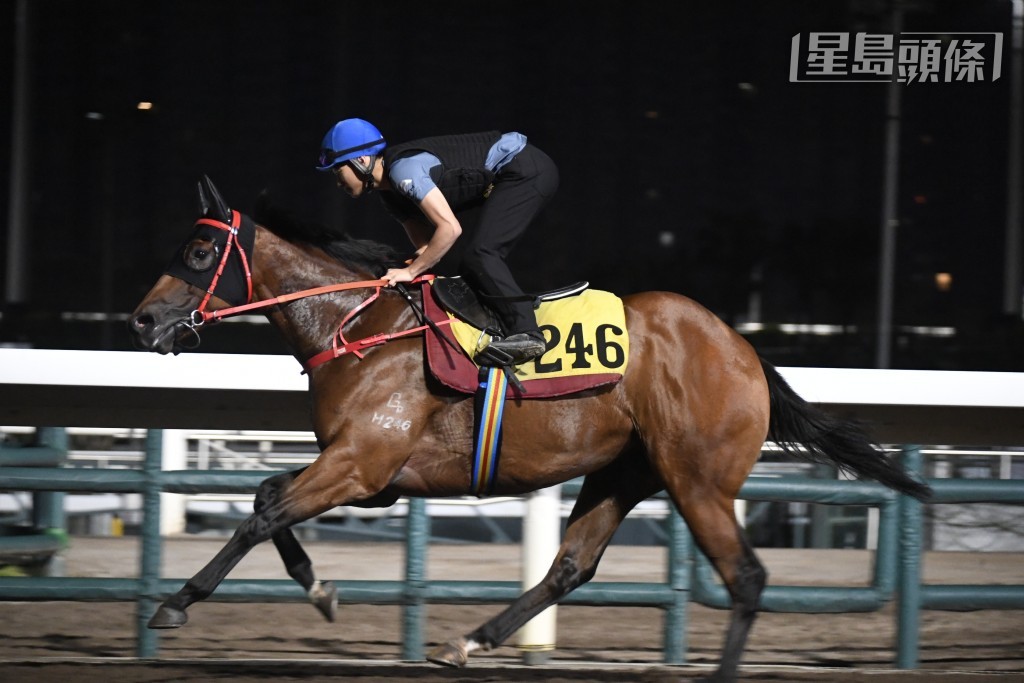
[316, 118, 387, 171]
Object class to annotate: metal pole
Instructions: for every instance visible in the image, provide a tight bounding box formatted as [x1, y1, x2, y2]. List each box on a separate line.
[32, 428, 67, 531]
[895, 445, 923, 669]
[401, 496, 428, 660]
[5, 0, 32, 308]
[136, 430, 163, 657]
[518, 485, 561, 664]
[35, 428, 67, 578]
[876, 5, 904, 369]
[159, 430, 188, 535]
[663, 509, 690, 664]
[1004, 0, 1024, 316]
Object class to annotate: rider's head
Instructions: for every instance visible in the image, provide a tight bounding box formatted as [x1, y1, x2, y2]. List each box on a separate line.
[316, 118, 387, 190]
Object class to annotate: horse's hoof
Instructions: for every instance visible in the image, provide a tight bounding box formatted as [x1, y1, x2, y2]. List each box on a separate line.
[310, 580, 338, 623]
[147, 604, 188, 629]
[426, 638, 469, 668]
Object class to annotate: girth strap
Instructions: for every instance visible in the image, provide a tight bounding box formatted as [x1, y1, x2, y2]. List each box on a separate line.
[471, 366, 508, 496]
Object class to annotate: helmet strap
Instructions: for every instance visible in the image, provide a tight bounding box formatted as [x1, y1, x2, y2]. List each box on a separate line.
[349, 156, 378, 193]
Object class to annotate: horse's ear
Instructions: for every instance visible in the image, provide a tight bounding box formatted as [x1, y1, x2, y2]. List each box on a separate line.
[197, 175, 232, 222]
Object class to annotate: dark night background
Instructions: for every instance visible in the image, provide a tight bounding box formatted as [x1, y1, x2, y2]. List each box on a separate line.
[0, 0, 1021, 370]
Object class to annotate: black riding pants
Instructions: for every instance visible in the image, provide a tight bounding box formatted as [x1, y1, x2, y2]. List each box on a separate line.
[459, 144, 559, 335]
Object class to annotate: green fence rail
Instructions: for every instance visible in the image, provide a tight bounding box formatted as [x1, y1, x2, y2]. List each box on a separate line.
[1, 431, 1022, 668]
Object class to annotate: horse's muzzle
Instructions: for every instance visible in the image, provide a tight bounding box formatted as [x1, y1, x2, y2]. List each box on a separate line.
[128, 313, 193, 354]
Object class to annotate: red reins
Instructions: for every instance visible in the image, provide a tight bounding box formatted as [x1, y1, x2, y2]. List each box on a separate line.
[297, 275, 452, 372]
[194, 278, 389, 324]
[184, 215, 449, 372]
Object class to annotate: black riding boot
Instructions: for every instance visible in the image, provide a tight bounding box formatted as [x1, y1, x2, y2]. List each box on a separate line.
[477, 330, 546, 366]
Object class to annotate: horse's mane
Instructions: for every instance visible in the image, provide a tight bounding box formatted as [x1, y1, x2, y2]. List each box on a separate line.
[252, 191, 403, 277]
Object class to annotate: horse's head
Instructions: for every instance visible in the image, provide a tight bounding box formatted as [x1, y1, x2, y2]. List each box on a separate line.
[129, 176, 256, 354]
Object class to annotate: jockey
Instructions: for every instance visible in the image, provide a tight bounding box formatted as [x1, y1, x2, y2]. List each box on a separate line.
[316, 118, 558, 365]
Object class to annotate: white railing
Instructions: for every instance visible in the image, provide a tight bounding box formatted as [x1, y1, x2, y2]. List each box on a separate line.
[4, 349, 1024, 532]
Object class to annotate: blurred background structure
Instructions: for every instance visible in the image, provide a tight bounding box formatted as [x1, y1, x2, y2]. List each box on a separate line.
[2, 0, 1022, 370]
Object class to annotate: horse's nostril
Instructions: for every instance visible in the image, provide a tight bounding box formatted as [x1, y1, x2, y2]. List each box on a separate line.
[131, 313, 154, 331]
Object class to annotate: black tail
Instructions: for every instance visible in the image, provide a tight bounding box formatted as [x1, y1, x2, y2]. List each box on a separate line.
[761, 359, 932, 502]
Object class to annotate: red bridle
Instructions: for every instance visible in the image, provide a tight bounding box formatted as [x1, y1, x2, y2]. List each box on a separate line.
[189, 210, 253, 323]
[181, 214, 449, 372]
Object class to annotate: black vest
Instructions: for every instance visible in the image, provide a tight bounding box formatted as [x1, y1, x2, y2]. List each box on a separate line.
[380, 131, 502, 220]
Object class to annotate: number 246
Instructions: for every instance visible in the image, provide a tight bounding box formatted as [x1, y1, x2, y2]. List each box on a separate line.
[534, 323, 625, 373]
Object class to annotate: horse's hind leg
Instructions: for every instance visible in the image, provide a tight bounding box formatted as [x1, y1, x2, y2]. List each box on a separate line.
[679, 496, 765, 683]
[651, 438, 766, 683]
[427, 452, 660, 667]
[256, 469, 337, 622]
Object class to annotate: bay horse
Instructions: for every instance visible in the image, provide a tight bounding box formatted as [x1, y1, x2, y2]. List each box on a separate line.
[129, 177, 930, 682]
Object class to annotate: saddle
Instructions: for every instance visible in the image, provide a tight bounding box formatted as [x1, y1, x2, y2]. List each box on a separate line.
[432, 276, 590, 337]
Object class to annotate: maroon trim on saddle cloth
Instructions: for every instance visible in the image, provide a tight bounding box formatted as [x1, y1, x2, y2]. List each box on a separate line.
[422, 282, 622, 399]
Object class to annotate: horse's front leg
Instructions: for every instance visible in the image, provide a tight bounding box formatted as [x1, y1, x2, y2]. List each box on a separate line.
[148, 493, 312, 628]
[260, 470, 401, 623]
[271, 527, 339, 622]
[247, 469, 337, 622]
[149, 452, 393, 629]
[428, 453, 660, 666]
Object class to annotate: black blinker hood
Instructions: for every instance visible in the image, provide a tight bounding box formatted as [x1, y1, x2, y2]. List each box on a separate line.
[164, 212, 256, 307]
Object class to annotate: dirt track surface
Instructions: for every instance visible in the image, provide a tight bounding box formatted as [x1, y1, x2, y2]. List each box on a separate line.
[0, 659, 1020, 683]
[0, 537, 1022, 682]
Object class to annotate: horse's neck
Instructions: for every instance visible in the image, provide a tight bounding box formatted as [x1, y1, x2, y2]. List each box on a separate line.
[251, 228, 399, 362]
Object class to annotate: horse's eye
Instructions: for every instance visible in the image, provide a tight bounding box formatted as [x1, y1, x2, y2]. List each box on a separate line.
[184, 240, 217, 272]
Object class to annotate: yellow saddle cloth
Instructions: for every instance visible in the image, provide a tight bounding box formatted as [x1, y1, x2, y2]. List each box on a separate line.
[442, 288, 629, 390]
